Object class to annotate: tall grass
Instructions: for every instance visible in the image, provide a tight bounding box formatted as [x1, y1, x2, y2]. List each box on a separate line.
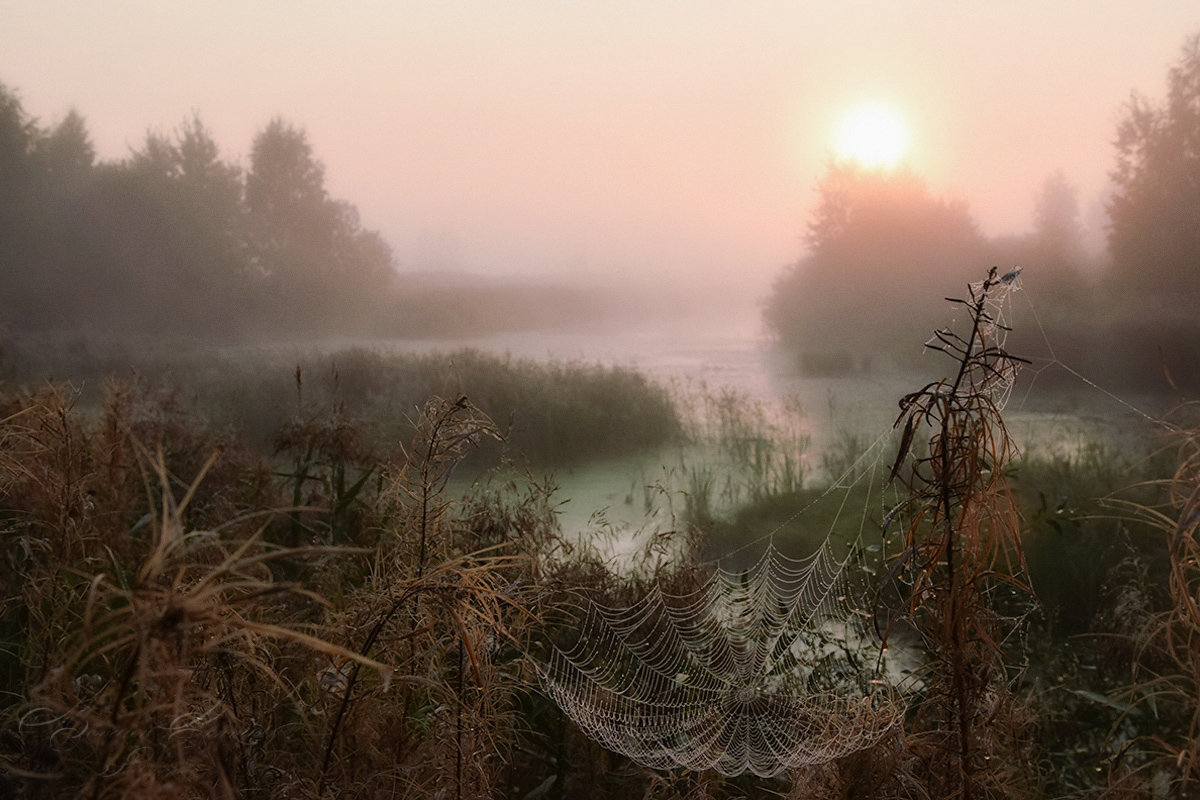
[673, 386, 811, 540]
[1096, 403, 1200, 796]
[1011, 440, 1161, 637]
[5, 293, 1200, 797]
[0, 382, 563, 798]
[1, 337, 684, 467]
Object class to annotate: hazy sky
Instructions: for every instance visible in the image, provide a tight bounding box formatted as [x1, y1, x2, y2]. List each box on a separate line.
[3, 2, 1198, 307]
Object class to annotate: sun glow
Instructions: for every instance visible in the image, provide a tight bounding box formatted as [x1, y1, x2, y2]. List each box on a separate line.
[834, 103, 910, 169]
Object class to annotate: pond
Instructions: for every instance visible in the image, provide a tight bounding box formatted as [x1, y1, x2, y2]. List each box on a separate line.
[420, 323, 1154, 560]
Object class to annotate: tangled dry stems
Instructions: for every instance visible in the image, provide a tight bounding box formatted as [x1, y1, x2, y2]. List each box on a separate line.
[880, 268, 1038, 800]
[0, 384, 558, 799]
[1098, 403, 1200, 797]
[5, 272, 1200, 798]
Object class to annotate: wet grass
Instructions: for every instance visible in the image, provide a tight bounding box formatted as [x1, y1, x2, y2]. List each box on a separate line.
[2, 326, 1199, 797]
[0, 336, 684, 467]
[0, 382, 580, 798]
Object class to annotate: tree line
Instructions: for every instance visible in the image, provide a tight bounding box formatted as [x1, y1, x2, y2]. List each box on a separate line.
[765, 33, 1200, 391]
[0, 87, 603, 344]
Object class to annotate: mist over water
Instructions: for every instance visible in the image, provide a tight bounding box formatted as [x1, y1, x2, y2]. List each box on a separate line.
[7, 12, 1200, 793]
[410, 301, 1139, 551]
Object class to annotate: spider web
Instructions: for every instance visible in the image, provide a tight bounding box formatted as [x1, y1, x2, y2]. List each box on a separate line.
[927, 266, 1024, 409]
[538, 543, 901, 778]
[538, 267, 1027, 778]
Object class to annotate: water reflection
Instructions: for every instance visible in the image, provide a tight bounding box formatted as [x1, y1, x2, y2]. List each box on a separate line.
[432, 327, 1156, 560]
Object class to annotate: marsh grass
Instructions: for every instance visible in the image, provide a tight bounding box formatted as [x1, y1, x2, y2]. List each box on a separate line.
[694, 388, 810, 502]
[1088, 403, 1200, 796]
[5, 302, 1200, 797]
[1, 337, 684, 468]
[0, 382, 569, 798]
[671, 386, 812, 541]
[698, 477, 894, 570]
[1010, 440, 1164, 637]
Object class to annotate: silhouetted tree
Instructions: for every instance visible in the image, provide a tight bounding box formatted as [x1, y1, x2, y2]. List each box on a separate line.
[36, 109, 94, 190]
[1032, 172, 1085, 272]
[995, 170, 1089, 308]
[30, 111, 99, 323]
[0, 83, 402, 341]
[0, 90, 103, 330]
[1086, 32, 1200, 391]
[171, 115, 246, 312]
[246, 118, 329, 283]
[1107, 33, 1200, 302]
[802, 162, 967, 254]
[72, 132, 183, 332]
[0, 84, 40, 321]
[59, 118, 248, 336]
[983, 174, 1094, 379]
[0, 83, 37, 190]
[766, 161, 986, 369]
[246, 118, 395, 332]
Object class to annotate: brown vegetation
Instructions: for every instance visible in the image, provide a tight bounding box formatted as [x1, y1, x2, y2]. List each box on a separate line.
[880, 268, 1037, 799]
[3, 272, 1200, 799]
[0, 382, 565, 798]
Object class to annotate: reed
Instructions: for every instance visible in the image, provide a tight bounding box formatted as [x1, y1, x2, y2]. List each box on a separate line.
[2, 337, 685, 467]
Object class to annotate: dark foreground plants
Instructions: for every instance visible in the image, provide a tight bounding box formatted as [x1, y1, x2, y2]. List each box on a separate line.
[878, 268, 1037, 799]
[0, 382, 564, 798]
[1095, 403, 1200, 797]
[5, 271, 1200, 799]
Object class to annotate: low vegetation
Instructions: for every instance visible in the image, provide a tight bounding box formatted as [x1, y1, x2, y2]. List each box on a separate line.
[1, 311, 1198, 799]
[0, 379, 598, 798]
[4, 26, 1200, 798]
[0, 339, 684, 467]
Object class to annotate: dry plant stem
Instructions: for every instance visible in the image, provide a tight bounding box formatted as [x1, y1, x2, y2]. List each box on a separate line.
[419, 396, 471, 578]
[1, 379, 558, 796]
[941, 282, 989, 797]
[318, 396, 508, 795]
[10, 391, 381, 797]
[886, 267, 1029, 800]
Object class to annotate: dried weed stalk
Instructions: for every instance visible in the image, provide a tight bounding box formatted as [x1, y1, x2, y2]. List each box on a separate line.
[313, 395, 544, 799]
[1, 384, 556, 799]
[882, 267, 1036, 800]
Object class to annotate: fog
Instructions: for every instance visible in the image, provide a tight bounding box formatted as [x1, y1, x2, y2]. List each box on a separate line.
[3, 4, 1200, 394]
[11, 9, 1200, 794]
[4, 3, 1197, 315]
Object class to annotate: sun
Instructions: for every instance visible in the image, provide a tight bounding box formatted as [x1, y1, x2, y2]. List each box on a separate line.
[833, 102, 910, 169]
